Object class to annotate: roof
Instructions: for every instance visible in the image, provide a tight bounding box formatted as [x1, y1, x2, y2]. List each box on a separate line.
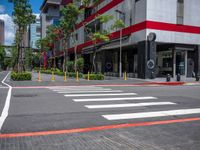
[40, 0, 61, 11]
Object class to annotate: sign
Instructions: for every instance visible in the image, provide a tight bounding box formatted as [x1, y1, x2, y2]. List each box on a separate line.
[147, 59, 155, 69]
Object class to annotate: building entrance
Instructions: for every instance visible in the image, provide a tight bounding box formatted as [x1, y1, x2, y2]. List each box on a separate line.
[173, 50, 187, 78]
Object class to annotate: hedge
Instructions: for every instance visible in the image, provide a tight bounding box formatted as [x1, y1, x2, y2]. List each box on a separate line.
[84, 73, 104, 80]
[35, 68, 83, 78]
[11, 72, 32, 81]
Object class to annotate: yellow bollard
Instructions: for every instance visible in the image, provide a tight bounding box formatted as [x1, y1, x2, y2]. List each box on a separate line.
[76, 71, 79, 81]
[64, 72, 67, 82]
[88, 71, 90, 81]
[51, 71, 55, 81]
[124, 71, 127, 81]
[38, 71, 42, 82]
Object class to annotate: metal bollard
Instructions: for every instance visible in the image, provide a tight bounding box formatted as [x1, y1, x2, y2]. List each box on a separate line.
[196, 75, 199, 81]
[88, 71, 90, 81]
[177, 74, 181, 82]
[166, 74, 171, 82]
[150, 71, 155, 79]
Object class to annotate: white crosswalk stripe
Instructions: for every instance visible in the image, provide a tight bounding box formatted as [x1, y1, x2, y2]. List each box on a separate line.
[64, 93, 137, 97]
[58, 90, 122, 94]
[48, 86, 104, 90]
[53, 89, 113, 92]
[85, 102, 176, 109]
[73, 96, 157, 102]
[102, 108, 200, 120]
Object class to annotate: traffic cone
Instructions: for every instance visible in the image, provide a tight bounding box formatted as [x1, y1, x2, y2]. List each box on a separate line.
[51, 71, 55, 82]
[38, 71, 42, 82]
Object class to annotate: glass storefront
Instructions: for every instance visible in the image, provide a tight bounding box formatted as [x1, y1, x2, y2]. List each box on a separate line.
[175, 51, 186, 76]
[156, 50, 173, 77]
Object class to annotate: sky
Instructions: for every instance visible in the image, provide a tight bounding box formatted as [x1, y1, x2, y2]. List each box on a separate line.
[0, 0, 43, 45]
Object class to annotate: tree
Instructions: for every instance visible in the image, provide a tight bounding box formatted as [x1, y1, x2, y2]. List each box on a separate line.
[0, 46, 6, 70]
[84, 14, 125, 73]
[60, 0, 102, 73]
[46, 25, 60, 70]
[11, 0, 36, 73]
[35, 38, 50, 69]
[24, 47, 32, 70]
[60, 3, 82, 73]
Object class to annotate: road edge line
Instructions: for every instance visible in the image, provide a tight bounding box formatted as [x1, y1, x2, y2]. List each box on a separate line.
[0, 71, 12, 131]
[0, 117, 200, 139]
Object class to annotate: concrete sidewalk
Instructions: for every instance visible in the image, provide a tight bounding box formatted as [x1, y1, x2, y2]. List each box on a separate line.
[5, 72, 200, 87]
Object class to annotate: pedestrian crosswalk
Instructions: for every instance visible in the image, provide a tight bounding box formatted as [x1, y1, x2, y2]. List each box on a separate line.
[102, 108, 200, 120]
[48, 86, 200, 121]
[85, 102, 176, 109]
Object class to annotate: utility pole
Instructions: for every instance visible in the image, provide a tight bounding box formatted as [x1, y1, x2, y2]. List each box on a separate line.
[115, 9, 125, 78]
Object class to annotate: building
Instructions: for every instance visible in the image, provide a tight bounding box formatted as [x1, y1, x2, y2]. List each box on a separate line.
[0, 19, 5, 45]
[59, 0, 200, 79]
[28, 16, 41, 50]
[40, 0, 62, 39]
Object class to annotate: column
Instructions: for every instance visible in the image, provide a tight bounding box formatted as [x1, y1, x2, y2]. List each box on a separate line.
[194, 45, 200, 75]
[137, 41, 156, 79]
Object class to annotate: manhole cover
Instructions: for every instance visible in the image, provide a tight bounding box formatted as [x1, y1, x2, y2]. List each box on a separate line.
[13, 94, 37, 97]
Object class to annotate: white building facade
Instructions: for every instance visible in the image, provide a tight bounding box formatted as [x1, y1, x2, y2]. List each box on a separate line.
[63, 0, 200, 78]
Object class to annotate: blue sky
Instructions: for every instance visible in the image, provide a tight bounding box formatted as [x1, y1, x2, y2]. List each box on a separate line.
[0, 0, 43, 45]
[0, 0, 43, 15]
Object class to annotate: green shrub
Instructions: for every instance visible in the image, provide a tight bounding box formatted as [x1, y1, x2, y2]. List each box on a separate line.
[76, 58, 84, 72]
[55, 71, 64, 76]
[66, 61, 74, 72]
[40, 69, 52, 74]
[11, 72, 32, 81]
[34, 67, 84, 78]
[68, 72, 83, 78]
[84, 73, 104, 80]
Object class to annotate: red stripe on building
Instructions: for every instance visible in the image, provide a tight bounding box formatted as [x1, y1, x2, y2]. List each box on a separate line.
[68, 21, 147, 53]
[146, 20, 200, 34]
[75, 0, 124, 29]
[67, 20, 200, 54]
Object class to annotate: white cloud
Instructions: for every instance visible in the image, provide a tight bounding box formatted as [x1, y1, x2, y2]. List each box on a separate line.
[0, 5, 5, 14]
[33, 13, 40, 20]
[0, 14, 15, 45]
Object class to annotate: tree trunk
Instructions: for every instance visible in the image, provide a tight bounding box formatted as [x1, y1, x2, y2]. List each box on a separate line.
[53, 43, 56, 71]
[63, 39, 68, 73]
[92, 42, 97, 73]
[74, 44, 77, 73]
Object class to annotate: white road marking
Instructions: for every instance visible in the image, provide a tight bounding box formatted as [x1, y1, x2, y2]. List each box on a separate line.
[102, 108, 200, 120]
[48, 86, 99, 90]
[0, 72, 12, 131]
[65, 93, 137, 97]
[73, 96, 157, 102]
[85, 102, 176, 109]
[53, 88, 112, 92]
[58, 90, 122, 93]
[0, 87, 8, 89]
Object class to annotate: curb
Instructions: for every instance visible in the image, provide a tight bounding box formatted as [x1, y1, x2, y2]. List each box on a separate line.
[12, 81, 200, 88]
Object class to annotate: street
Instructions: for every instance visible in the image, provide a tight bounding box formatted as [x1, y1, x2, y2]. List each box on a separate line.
[0, 71, 200, 149]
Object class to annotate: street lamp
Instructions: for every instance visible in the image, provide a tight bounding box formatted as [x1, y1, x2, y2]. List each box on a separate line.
[115, 10, 125, 78]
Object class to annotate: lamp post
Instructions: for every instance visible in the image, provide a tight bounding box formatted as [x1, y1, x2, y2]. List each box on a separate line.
[115, 10, 125, 78]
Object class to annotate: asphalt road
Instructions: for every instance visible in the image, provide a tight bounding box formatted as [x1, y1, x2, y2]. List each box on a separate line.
[0, 71, 200, 150]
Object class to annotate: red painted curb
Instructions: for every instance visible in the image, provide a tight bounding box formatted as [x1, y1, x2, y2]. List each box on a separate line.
[0, 117, 200, 139]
